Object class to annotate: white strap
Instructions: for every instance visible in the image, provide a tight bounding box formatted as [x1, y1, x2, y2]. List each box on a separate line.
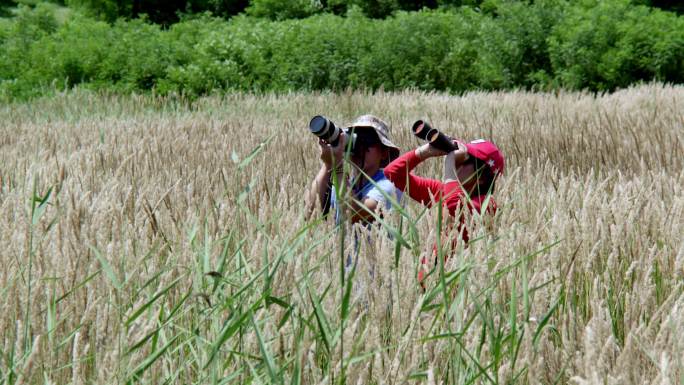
[443, 151, 458, 182]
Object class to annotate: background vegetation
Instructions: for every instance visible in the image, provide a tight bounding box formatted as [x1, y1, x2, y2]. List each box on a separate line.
[1, 0, 684, 101]
[2, 1, 682, 383]
[0, 84, 682, 384]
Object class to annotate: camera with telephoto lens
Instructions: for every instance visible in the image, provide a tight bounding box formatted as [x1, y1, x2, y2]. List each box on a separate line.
[411, 119, 457, 153]
[309, 115, 360, 156]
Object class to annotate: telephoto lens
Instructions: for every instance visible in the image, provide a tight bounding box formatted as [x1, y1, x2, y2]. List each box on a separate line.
[411, 119, 457, 153]
[309, 115, 343, 147]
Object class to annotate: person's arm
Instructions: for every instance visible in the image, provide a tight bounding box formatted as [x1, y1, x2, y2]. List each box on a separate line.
[442, 139, 469, 183]
[384, 147, 444, 207]
[321, 132, 379, 223]
[347, 178, 399, 224]
[307, 138, 340, 218]
[308, 133, 370, 222]
[308, 164, 332, 216]
[348, 197, 379, 224]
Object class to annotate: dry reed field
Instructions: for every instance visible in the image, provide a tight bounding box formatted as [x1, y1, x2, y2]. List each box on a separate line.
[0, 84, 683, 384]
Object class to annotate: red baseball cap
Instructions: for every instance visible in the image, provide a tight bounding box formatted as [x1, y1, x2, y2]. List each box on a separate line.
[465, 139, 504, 176]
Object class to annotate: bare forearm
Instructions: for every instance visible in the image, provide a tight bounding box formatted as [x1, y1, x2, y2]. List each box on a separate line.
[313, 164, 332, 210]
[333, 172, 377, 224]
[310, 162, 373, 223]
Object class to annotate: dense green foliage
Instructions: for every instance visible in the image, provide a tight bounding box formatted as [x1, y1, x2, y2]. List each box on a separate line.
[64, 0, 249, 24]
[0, 0, 482, 24]
[2, 0, 682, 25]
[1, 0, 683, 100]
[0, 0, 487, 24]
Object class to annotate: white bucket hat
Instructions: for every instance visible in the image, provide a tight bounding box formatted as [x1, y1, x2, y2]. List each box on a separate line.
[348, 115, 400, 161]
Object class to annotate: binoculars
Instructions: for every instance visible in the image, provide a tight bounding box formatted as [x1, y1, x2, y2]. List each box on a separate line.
[411, 120, 457, 153]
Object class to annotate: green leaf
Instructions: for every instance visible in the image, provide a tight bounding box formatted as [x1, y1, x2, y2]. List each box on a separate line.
[238, 133, 276, 171]
[125, 277, 181, 327]
[46, 292, 57, 345]
[341, 255, 356, 322]
[205, 297, 264, 368]
[127, 291, 190, 355]
[308, 285, 333, 354]
[127, 334, 181, 383]
[57, 269, 101, 304]
[91, 247, 121, 290]
[250, 311, 280, 384]
[532, 295, 561, 348]
[31, 186, 53, 225]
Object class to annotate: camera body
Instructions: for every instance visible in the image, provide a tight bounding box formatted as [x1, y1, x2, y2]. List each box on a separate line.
[309, 115, 360, 156]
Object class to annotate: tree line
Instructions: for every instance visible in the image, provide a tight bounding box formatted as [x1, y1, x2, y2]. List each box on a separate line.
[1, 0, 683, 101]
[2, 0, 683, 25]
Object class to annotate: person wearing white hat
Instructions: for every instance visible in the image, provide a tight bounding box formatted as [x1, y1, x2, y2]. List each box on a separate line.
[308, 114, 402, 224]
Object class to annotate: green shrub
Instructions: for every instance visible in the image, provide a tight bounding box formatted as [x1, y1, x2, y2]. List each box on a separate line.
[355, 10, 476, 91]
[549, 0, 684, 90]
[0, 4, 58, 98]
[262, 13, 371, 90]
[66, 0, 120, 23]
[612, 5, 684, 85]
[549, 0, 634, 90]
[478, 0, 567, 89]
[102, 19, 169, 90]
[26, 16, 112, 88]
[1, 1, 683, 101]
[245, 0, 320, 20]
[157, 15, 226, 94]
[66, 0, 250, 25]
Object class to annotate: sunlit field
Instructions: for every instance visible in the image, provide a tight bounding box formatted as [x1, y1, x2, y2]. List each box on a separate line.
[0, 84, 682, 384]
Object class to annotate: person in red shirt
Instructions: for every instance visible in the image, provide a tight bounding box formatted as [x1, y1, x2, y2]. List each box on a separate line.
[383, 138, 504, 286]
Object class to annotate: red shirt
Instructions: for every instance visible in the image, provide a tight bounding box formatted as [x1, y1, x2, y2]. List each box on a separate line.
[383, 150, 497, 244]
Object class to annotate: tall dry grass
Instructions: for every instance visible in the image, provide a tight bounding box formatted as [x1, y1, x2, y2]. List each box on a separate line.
[0, 84, 682, 384]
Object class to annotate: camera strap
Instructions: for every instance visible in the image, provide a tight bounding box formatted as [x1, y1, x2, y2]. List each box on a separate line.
[353, 150, 367, 192]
